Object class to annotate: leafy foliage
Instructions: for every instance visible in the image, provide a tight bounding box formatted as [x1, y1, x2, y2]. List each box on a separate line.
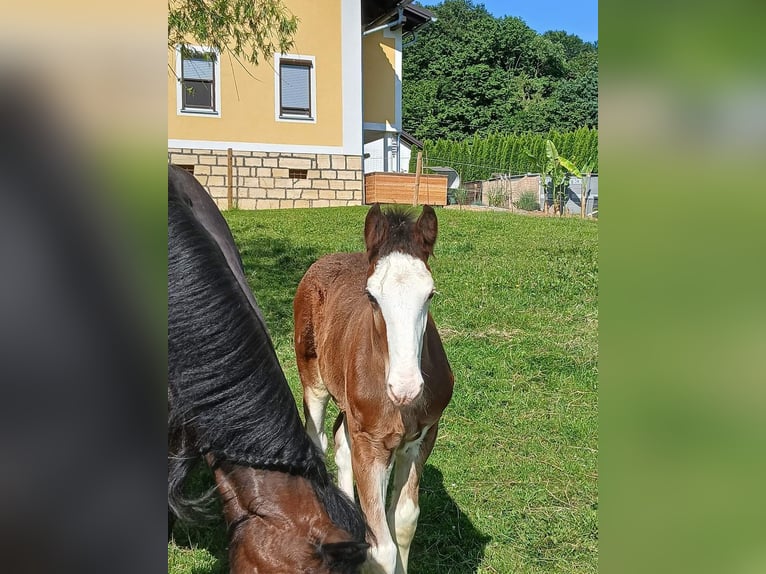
[515, 190, 540, 211]
[414, 127, 598, 182]
[168, 0, 298, 66]
[403, 0, 598, 140]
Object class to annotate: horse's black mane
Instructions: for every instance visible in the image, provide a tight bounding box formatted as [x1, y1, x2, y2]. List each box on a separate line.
[167, 182, 366, 542]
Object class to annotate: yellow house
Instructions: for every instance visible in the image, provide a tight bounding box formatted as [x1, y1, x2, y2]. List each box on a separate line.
[167, 0, 433, 209]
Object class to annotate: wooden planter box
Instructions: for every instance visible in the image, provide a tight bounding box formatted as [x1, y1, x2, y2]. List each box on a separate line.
[364, 172, 448, 206]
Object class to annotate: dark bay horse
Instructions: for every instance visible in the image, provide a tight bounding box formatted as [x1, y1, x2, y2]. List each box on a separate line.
[293, 204, 454, 574]
[168, 166, 368, 573]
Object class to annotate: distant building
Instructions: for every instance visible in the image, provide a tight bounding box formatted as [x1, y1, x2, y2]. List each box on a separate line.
[364, 129, 423, 173]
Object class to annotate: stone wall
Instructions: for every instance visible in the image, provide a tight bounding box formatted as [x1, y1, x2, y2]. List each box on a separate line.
[168, 148, 364, 210]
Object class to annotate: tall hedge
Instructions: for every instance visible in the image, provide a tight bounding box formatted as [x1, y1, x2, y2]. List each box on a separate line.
[409, 127, 598, 181]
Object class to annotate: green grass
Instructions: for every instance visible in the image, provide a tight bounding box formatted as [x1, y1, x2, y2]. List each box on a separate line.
[169, 206, 598, 573]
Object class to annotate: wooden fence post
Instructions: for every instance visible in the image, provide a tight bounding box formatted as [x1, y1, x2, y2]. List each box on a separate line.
[227, 147, 233, 210]
[412, 151, 423, 206]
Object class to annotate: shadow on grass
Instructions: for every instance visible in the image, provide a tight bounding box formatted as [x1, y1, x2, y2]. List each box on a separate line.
[169, 465, 228, 574]
[236, 235, 319, 344]
[411, 465, 491, 574]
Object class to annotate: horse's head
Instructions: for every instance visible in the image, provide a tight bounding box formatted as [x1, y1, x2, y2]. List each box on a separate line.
[218, 466, 369, 573]
[364, 203, 438, 406]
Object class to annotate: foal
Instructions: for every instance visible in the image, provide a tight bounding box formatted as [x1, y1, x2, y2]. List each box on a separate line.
[168, 169, 368, 573]
[294, 204, 454, 574]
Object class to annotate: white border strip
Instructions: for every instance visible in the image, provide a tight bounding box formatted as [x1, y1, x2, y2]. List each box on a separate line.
[341, 0, 363, 155]
[364, 122, 399, 132]
[168, 139, 347, 155]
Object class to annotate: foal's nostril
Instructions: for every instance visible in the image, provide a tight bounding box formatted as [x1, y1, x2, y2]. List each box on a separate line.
[387, 382, 422, 406]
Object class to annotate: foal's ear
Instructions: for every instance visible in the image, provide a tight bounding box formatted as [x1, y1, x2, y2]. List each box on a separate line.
[364, 203, 387, 260]
[318, 540, 369, 570]
[416, 204, 438, 258]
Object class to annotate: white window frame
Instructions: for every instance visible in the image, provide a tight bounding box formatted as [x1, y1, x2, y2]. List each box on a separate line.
[274, 53, 317, 123]
[175, 44, 222, 118]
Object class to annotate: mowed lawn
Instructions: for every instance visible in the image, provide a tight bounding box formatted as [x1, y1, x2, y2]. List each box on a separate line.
[168, 206, 598, 574]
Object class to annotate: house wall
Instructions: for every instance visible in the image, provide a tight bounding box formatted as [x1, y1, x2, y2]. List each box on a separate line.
[168, 0, 344, 147]
[169, 148, 363, 210]
[362, 29, 397, 127]
[168, 0, 364, 208]
[400, 141, 412, 173]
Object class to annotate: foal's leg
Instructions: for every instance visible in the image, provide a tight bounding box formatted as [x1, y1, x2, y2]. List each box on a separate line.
[295, 294, 330, 453]
[350, 430, 397, 574]
[386, 424, 438, 574]
[301, 365, 330, 453]
[333, 414, 355, 500]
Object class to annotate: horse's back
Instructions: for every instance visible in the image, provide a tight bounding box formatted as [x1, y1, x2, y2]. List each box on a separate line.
[295, 252, 368, 325]
[299, 252, 368, 291]
[294, 252, 370, 392]
[168, 164, 268, 329]
[168, 165, 239, 263]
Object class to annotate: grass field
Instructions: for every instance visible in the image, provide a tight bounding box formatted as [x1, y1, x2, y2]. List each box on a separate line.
[168, 206, 598, 573]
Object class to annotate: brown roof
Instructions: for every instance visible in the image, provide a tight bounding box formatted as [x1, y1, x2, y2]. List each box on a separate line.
[400, 130, 423, 148]
[363, 0, 434, 33]
[362, 0, 402, 26]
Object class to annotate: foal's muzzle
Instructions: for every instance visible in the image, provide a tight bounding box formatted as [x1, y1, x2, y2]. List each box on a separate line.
[386, 373, 424, 406]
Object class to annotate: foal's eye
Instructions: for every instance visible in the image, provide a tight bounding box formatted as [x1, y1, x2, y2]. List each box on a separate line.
[365, 290, 378, 305]
[427, 291, 436, 301]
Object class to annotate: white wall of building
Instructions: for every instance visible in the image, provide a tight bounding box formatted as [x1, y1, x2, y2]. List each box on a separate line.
[363, 133, 413, 173]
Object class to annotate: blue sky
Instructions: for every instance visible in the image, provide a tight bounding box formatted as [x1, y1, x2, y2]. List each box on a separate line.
[476, 0, 598, 43]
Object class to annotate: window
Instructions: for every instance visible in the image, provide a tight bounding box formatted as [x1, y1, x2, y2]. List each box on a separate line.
[276, 55, 315, 120]
[174, 164, 195, 175]
[176, 46, 221, 116]
[289, 169, 308, 179]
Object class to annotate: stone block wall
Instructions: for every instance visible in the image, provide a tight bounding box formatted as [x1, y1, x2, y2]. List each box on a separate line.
[168, 148, 364, 210]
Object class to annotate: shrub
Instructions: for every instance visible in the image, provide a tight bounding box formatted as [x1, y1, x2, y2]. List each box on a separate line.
[453, 187, 469, 205]
[515, 190, 539, 211]
[487, 188, 507, 208]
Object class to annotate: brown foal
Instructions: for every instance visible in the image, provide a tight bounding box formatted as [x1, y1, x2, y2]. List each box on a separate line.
[294, 204, 454, 574]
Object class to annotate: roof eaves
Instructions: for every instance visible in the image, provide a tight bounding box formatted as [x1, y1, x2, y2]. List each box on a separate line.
[401, 4, 435, 34]
[400, 130, 423, 148]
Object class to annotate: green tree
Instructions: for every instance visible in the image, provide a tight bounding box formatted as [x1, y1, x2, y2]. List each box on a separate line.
[403, 0, 597, 139]
[168, 0, 298, 66]
[542, 30, 596, 60]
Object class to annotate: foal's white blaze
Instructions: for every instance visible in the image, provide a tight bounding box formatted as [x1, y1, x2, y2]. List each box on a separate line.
[366, 252, 434, 406]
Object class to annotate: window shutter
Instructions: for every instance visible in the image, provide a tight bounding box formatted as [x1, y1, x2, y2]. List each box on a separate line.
[183, 56, 214, 81]
[280, 63, 311, 113]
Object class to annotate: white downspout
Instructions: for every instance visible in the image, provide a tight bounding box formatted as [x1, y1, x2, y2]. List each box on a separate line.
[363, 7, 405, 36]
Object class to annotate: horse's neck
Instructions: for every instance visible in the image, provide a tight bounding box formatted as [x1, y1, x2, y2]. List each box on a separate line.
[211, 464, 255, 526]
[213, 464, 319, 526]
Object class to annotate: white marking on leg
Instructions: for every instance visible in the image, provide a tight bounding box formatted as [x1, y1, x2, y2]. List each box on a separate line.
[334, 417, 354, 500]
[391, 485, 419, 573]
[387, 426, 431, 573]
[360, 458, 397, 574]
[304, 383, 329, 453]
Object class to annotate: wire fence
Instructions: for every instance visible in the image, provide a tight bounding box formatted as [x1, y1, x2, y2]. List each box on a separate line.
[422, 154, 598, 216]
